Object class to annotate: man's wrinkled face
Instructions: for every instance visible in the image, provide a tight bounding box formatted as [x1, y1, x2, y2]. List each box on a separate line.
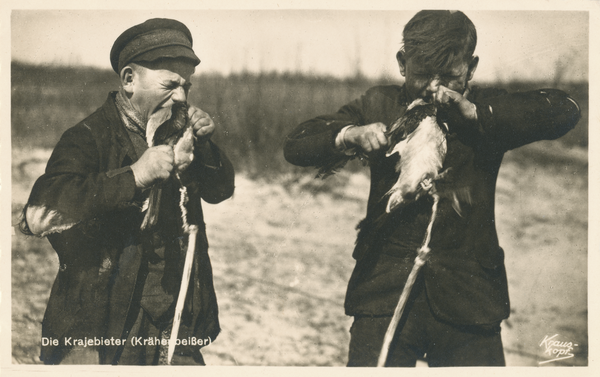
[128, 59, 195, 120]
[397, 51, 478, 103]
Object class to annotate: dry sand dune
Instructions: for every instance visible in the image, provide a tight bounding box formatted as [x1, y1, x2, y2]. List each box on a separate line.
[10, 140, 588, 366]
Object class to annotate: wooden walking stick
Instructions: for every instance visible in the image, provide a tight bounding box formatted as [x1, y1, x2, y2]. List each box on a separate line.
[167, 185, 197, 365]
[377, 193, 439, 367]
[375, 99, 452, 366]
[143, 104, 201, 364]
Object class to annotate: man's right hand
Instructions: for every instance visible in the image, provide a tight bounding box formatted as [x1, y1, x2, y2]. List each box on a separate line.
[130, 145, 174, 189]
[343, 122, 389, 153]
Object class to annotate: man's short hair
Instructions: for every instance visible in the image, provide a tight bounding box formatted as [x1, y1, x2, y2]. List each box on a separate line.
[401, 10, 477, 71]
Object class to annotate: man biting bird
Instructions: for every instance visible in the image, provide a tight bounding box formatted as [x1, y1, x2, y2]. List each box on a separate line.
[141, 101, 196, 230]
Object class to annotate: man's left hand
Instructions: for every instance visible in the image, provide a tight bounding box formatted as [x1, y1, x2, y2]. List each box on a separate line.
[188, 106, 215, 147]
[433, 86, 477, 121]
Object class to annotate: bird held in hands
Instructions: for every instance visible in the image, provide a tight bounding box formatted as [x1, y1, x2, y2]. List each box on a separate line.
[384, 98, 448, 213]
[141, 102, 196, 230]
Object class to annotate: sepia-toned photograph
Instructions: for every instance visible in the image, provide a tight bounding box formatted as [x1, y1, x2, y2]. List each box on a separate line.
[2, 0, 596, 374]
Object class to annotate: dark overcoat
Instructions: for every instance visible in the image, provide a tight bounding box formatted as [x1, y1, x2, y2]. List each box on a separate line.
[284, 85, 580, 326]
[24, 92, 235, 364]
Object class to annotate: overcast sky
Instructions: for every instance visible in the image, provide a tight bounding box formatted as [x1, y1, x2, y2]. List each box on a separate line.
[6, 2, 593, 83]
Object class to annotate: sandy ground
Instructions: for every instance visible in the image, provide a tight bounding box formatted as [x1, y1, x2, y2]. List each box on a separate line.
[10, 141, 588, 367]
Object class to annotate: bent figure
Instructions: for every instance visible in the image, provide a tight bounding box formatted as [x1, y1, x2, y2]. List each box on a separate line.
[20, 18, 235, 365]
[283, 10, 580, 367]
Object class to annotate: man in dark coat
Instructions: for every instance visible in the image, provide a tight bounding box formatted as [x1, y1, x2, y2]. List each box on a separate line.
[20, 18, 235, 365]
[283, 10, 580, 367]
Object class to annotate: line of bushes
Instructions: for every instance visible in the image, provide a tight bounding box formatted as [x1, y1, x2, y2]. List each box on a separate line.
[11, 62, 588, 177]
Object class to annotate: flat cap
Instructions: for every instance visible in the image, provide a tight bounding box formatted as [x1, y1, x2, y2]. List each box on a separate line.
[110, 18, 200, 73]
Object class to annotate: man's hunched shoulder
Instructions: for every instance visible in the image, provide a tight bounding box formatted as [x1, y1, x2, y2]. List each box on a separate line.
[63, 92, 120, 142]
[467, 85, 508, 102]
[360, 85, 407, 111]
[364, 84, 405, 100]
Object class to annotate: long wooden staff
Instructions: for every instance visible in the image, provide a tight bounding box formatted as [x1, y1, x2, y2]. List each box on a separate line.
[377, 193, 439, 367]
[167, 183, 197, 364]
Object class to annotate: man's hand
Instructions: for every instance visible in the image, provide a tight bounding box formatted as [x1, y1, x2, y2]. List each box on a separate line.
[188, 106, 215, 149]
[343, 122, 389, 153]
[130, 145, 174, 189]
[433, 86, 477, 121]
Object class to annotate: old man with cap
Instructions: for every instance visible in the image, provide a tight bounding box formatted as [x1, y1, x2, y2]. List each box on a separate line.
[20, 18, 235, 365]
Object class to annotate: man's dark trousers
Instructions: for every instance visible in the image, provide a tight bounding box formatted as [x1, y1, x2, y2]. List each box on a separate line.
[347, 275, 506, 367]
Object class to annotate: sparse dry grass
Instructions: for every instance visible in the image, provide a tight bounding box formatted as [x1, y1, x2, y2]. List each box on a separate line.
[11, 140, 588, 366]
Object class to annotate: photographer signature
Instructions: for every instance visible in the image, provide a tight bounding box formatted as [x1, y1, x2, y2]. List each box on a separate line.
[538, 334, 578, 365]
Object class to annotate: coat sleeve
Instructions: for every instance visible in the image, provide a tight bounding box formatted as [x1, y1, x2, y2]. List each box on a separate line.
[283, 110, 356, 168]
[179, 140, 235, 204]
[23, 124, 138, 237]
[283, 88, 382, 176]
[453, 88, 581, 153]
